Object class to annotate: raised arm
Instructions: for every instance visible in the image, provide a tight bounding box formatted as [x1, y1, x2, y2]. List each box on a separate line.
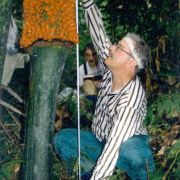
[82, 0, 111, 68]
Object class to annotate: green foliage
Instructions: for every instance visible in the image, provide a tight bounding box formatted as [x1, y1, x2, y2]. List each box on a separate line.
[164, 141, 180, 179]
[0, 139, 23, 180]
[52, 151, 68, 180]
[145, 92, 179, 180]
[109, 169, 127, 180]
[148, 169, 164, 180]
[167, 140, 180, 160]
[145, 93, 180, 126]
[57, 91, 95, 129]
[149, 140, 180, 180]
[0, 159, 22, 180]
[61, 92, 78, 127]
[101, 0, 178, 45]
[59, 47, 77, 90]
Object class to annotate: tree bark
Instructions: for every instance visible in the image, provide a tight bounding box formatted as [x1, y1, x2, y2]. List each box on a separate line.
[23, 46, 68, 180]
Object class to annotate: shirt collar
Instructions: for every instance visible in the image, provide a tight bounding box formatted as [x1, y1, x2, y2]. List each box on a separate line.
[109, 76, 136, 95]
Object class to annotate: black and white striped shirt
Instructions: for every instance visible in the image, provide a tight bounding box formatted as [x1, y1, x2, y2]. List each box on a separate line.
[83, 1, 148, 179]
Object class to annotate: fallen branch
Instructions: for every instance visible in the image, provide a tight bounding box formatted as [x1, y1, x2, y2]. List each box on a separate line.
[6, 108, 21, 129]
[0, 99, 25, 116]
[0, 85, 25, 104]
[0, 119, 15, 145]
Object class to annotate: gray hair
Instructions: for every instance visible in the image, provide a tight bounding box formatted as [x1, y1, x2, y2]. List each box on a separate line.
[123, 33, 150, 72]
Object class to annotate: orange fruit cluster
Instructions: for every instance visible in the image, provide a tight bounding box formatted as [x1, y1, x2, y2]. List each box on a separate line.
[20, 0, 79, 48]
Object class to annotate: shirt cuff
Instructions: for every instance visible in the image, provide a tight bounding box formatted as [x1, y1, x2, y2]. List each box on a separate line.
[82, 0, 95, 9]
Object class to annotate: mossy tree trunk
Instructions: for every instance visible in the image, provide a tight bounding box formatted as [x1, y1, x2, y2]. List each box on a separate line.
[24, 46, 68, 180]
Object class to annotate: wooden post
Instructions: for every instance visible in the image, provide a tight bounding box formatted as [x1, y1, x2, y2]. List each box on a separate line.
[24, 46, 69, 180]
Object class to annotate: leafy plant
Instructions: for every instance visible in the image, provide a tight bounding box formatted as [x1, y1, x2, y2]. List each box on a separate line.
[0, 159, 22, 180]
[109, 169, 128, 180]
[145, 93, 180, 126]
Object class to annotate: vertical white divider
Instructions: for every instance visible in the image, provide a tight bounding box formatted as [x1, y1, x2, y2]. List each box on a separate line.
[76, 0, 81, 179]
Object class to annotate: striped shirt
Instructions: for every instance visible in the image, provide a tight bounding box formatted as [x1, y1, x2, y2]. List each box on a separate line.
[83, 1, 148, 179]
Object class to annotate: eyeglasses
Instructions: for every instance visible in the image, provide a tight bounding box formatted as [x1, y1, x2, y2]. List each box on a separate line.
[115, 43, 134, 58]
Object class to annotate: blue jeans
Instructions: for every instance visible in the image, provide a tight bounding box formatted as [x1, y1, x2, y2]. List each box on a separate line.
[54, 128, 155, 180]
